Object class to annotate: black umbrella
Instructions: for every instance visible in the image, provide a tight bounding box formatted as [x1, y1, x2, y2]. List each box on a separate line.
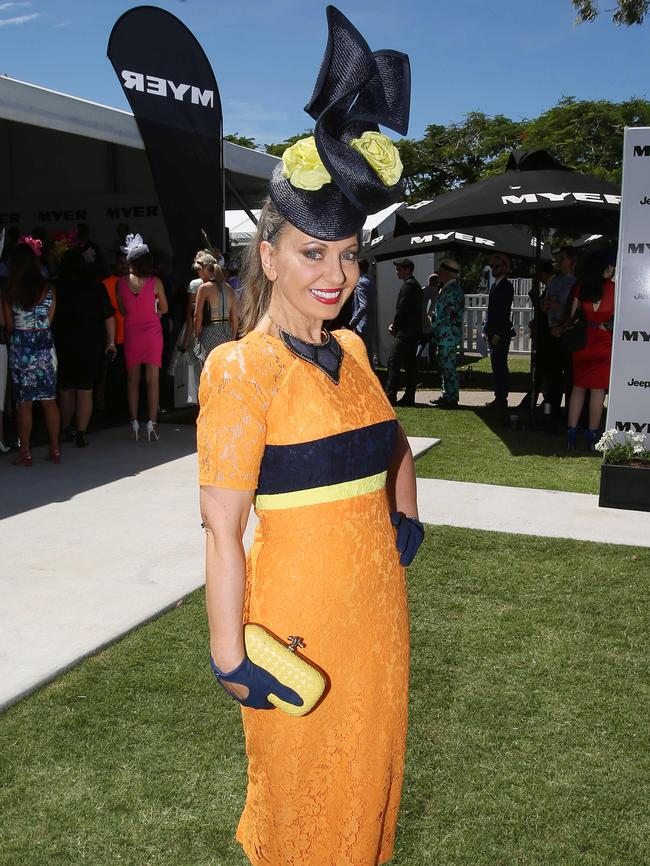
[395, 150, 621, 236]
[364, 222, 550, 262]
[394, 150, 622, 419]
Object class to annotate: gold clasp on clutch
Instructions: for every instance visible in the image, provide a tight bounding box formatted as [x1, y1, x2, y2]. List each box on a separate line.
[287, 635, 305, 653]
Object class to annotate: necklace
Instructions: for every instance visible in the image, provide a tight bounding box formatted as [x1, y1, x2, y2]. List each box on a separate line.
[267, 313, 330, 347]
[266, 313, 342, 384]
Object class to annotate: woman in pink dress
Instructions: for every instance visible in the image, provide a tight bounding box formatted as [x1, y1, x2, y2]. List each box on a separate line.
[117, 234, 168, 441]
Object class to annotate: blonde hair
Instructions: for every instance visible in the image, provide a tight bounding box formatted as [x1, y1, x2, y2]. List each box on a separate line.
[193, 250, 226, 283]
[239, 198, 287, 335]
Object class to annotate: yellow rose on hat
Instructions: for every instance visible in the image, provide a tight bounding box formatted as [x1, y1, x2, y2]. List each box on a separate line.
[349, 131, 403, 187]
[281, 136, 332, 191]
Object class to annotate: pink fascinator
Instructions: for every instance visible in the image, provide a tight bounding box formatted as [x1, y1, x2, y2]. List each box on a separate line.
[18, 235, 43, 257]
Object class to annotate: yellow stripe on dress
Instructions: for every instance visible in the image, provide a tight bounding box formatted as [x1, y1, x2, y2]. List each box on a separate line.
[255, 471, 387, 511]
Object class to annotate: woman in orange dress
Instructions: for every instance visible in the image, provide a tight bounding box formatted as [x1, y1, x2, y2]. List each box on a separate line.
[197, 8, 422, 865]
[566, 252, 615, 451]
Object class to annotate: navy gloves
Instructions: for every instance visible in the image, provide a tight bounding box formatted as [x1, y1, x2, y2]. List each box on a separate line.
[391, 512, 425, 566]
[210, 655, 303, 710]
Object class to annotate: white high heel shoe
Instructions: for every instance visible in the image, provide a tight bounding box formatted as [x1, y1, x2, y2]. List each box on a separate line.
[130, 420, 140, 441]
[146, 420, 159, 442]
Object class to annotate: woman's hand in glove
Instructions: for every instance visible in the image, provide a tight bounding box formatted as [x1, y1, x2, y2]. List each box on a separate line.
[210, 655, 304, 710]
[390, 512, 425, 566]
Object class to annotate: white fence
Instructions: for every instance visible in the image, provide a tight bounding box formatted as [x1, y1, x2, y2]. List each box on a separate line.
[463, 293, 533, 356]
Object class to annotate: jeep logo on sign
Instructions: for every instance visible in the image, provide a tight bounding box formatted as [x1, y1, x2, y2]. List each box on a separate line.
[121, 70, 214, 107]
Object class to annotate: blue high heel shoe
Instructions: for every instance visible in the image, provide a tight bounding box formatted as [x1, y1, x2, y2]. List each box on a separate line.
[567, 427, 577, 451]
[585, 429, 599, 452]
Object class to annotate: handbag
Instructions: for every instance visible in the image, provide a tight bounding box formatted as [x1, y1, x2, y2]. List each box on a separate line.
[244, 623, 326, 716]
[173, 352, 198, 407]
[561, 302, 587, 352]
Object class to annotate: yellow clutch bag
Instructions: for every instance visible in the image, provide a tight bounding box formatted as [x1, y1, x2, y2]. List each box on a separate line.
[244, 623, 327, 717]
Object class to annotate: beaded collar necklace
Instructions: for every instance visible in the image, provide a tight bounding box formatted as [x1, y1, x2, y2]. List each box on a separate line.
[267, 314, 343, 385]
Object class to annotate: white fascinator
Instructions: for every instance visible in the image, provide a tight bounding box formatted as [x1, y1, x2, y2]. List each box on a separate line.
[121, 233, 149, 263]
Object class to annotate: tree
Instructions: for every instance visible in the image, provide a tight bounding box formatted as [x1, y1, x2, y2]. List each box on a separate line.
[521, 96, 650, 182]
[398, 113, 524, 202]
[572, 0, 648, 24]
[224, 133, 257, 149]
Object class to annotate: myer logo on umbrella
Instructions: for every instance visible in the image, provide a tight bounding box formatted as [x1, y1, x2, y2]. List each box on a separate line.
[501, 191, 621, 205]
[121, 70, 214, 107]
[408, 231, 496, 248]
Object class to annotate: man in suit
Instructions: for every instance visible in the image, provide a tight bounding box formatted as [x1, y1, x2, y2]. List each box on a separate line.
[385, 258, 422, 406]
[484, 252, 514, 409]
[349, 258, 376, 363]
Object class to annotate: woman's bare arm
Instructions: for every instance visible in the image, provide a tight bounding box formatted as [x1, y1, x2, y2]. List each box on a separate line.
[154, 278, 168, 317]
[386, 422, 418, 518]
[200, 485, 253, 699]
[1, 298, 8, 332]
[193, 284, 207, 337]
[48, 286, 56, 325]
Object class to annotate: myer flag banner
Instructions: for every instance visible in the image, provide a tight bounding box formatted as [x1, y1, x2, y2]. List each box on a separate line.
[606, 128, 650, 446]
[107, 6, 225, 269]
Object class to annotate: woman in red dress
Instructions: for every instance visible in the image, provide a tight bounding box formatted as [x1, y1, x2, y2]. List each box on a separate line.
[566, 254, 615, 450]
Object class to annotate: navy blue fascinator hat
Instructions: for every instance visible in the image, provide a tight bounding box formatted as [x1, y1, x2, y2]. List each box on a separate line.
[269, 5, 411, 241]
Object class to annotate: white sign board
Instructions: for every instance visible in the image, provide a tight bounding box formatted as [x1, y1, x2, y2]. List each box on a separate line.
[605, 128, 650, 445]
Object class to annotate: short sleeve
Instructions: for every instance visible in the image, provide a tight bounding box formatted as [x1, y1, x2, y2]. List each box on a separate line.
[197, 337, 286, 489]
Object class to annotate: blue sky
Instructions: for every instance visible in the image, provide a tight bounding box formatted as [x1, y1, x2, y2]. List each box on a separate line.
[0, 0, 647, 145]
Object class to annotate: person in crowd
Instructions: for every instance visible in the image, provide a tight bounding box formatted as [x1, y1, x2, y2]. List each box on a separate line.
[192, 251, 238, 366]
[1, 227, 20, 269]
[0, 288, 9, 454]
[430, 259, 464, 409]
[484, 252, 514, 409]
[348, 257, 376, 362]
[197, 9, 421, 864]
[117, 234, 168, 441]
[2, 238, 60, 465]
[76, 222, 104, 278]
[564, 253, 615, 450]
[101, 253, 129, 421]
[546, 245, 577, 417]
[480, 263, 493, 293]
[54, 249, 116, 447]
[0, 228, 9, 453]
[385, 258, 422, 406]
[223, 256, 243, 307]
[417, 272, 440, 369]
[518, 263, 555, 413]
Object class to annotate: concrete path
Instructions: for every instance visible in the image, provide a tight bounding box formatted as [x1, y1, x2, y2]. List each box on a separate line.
[1, 422, 646, 712]
[417, 477, 649, 547]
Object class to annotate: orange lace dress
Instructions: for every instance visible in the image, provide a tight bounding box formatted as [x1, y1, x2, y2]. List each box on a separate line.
[197, 329, 409, 866]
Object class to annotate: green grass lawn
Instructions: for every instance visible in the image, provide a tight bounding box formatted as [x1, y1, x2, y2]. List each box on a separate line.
[398, 404, 601, 495]
[1, 528, 648, 866]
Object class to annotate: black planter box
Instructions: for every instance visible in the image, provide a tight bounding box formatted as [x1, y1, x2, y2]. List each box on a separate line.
[599, 462, 650, 512]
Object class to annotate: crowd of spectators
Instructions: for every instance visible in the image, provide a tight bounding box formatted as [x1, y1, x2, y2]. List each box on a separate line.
[0, 222, 241, 463]
[343, 246, 615, 449]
